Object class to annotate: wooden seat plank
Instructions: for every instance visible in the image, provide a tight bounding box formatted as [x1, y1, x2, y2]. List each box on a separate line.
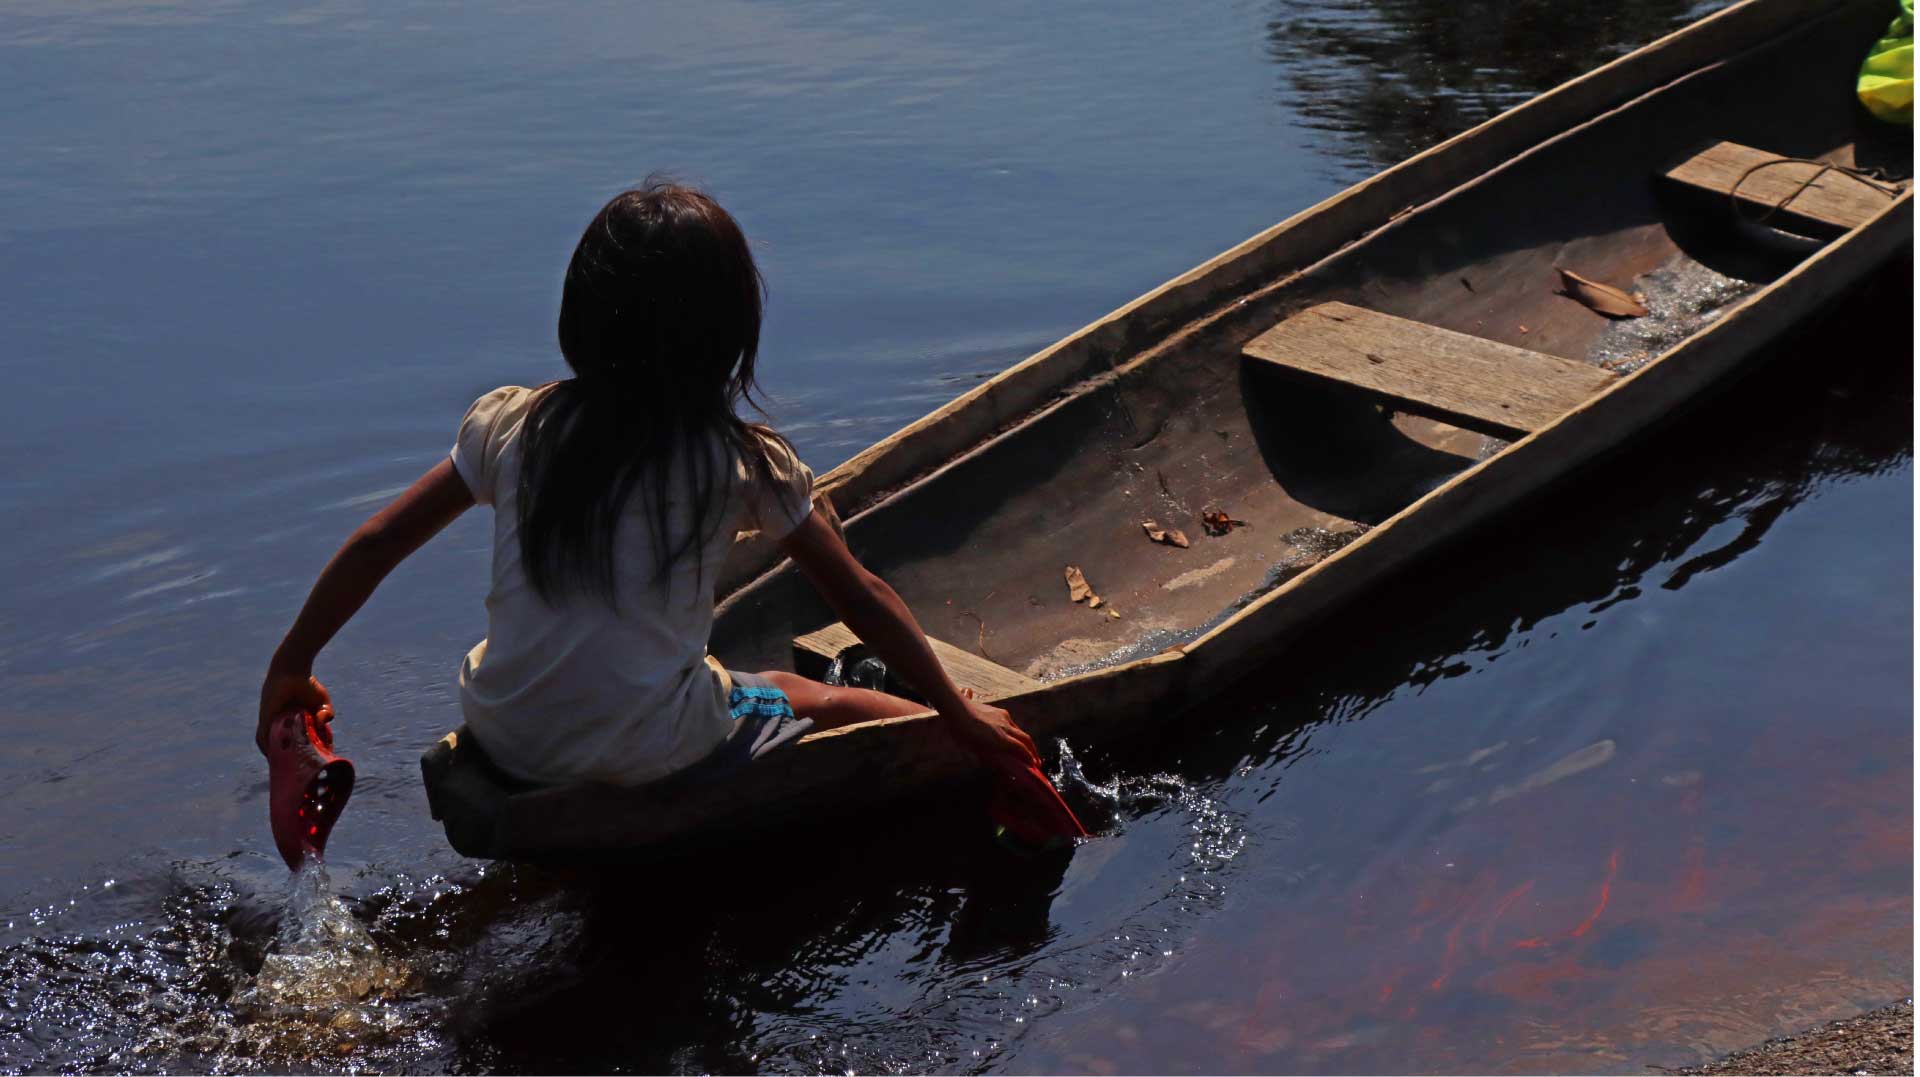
[792, 622, 1041, 701]
[1663, 141, 1901, 234]
[1242, 302, 1615, 439]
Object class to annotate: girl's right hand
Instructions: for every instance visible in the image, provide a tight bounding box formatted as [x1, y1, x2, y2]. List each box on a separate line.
[256, 663, 332, 756]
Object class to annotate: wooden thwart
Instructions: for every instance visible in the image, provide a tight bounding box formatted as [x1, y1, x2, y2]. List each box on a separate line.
[1242, 302, 1616, 438]
[1663, 140, 1901, 233]
[792, 622, 1041, 701]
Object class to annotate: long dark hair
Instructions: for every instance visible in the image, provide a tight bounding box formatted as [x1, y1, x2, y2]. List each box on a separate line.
[516, 179, 792, 606]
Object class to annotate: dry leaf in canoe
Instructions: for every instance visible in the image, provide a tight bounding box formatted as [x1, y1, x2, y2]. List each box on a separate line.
[1202, 509, 1247, 536]
[1556, 268, 1647, 319]
[1064, 565, 1096, 604]
[1142, 520, 1191, 548]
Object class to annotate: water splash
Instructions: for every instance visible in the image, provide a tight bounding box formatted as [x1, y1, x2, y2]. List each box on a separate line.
[226, 859, 418, 1045]
[1051, 740, 1248, 868]
[0, 861, 455, 1074]
[116, 860, 443, 1073]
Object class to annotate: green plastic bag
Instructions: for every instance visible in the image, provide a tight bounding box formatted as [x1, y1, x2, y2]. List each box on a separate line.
[1858, 0, 1914, 124]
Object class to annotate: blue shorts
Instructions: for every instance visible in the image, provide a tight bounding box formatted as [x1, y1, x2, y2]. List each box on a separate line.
[677, 667, 815, 781]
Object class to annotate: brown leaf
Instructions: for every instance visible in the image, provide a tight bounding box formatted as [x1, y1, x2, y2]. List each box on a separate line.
[1107, 607, 1121, 620]
[1201, 509, 1247, 536]
[1556, 268, 1648, 319]
[1142, 520, 1191, 548]
[1064, 565, 1093, 603]
[1066, 564, 1114, 613]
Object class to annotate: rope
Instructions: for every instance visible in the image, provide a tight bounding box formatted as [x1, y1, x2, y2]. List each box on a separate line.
[1727, 156, 1905, 227]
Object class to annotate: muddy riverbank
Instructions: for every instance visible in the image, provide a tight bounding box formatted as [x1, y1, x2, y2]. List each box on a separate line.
[1670, 1001, 1913, 1076]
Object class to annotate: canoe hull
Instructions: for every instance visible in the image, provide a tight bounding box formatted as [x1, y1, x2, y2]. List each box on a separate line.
[424, 0, 1912, 862]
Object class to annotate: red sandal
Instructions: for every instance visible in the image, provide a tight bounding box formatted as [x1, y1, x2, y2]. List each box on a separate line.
[265, 705, 355, 870]
[989, 758, 1088, 853]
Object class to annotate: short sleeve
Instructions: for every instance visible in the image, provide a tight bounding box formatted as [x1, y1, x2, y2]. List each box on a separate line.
[451, 386, 535, 506]
[739, 434, 816, 541]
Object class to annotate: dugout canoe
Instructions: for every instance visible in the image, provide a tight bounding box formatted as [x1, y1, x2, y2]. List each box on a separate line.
[423, 0, 1912, 862]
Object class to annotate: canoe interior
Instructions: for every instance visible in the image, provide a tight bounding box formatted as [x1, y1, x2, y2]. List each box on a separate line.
[711, 0, 1908, 684]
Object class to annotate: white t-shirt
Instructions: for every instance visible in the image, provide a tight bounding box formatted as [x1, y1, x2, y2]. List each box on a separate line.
[449, 384, 814, 787]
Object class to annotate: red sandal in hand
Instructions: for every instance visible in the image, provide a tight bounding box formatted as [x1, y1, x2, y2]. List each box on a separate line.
[265, 705, 355, 871]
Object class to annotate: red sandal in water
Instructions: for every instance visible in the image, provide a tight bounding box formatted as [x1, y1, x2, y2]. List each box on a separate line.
[989, 758, 1089, 853]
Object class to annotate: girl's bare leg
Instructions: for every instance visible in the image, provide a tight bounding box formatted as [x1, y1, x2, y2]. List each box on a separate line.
[759, 671, 936, 731]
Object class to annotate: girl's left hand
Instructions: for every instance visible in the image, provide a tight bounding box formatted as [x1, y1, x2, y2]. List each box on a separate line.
[257, 663, 331, 755]
[945, 699, 1041, 777]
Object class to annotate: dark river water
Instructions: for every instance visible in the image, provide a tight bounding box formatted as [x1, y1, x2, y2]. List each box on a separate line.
[1, 1, 1910, 1073]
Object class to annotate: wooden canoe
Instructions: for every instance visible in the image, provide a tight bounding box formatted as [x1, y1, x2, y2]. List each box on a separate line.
[423, 0, 1912, 862]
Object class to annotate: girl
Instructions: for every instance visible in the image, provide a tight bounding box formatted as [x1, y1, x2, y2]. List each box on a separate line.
[256, 181, 1041, 793]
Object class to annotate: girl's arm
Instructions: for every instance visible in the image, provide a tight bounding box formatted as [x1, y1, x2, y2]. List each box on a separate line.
[256, 458, 475, 752]
[777, 507, 1041, 773]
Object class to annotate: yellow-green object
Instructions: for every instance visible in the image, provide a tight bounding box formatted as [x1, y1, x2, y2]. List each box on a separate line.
[1858, 0, 1914, 124]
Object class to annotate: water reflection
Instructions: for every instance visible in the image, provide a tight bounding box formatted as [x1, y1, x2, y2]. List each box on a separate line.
[1019, 268, 1912, 1075]
[1263, 0, 1720, 174]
